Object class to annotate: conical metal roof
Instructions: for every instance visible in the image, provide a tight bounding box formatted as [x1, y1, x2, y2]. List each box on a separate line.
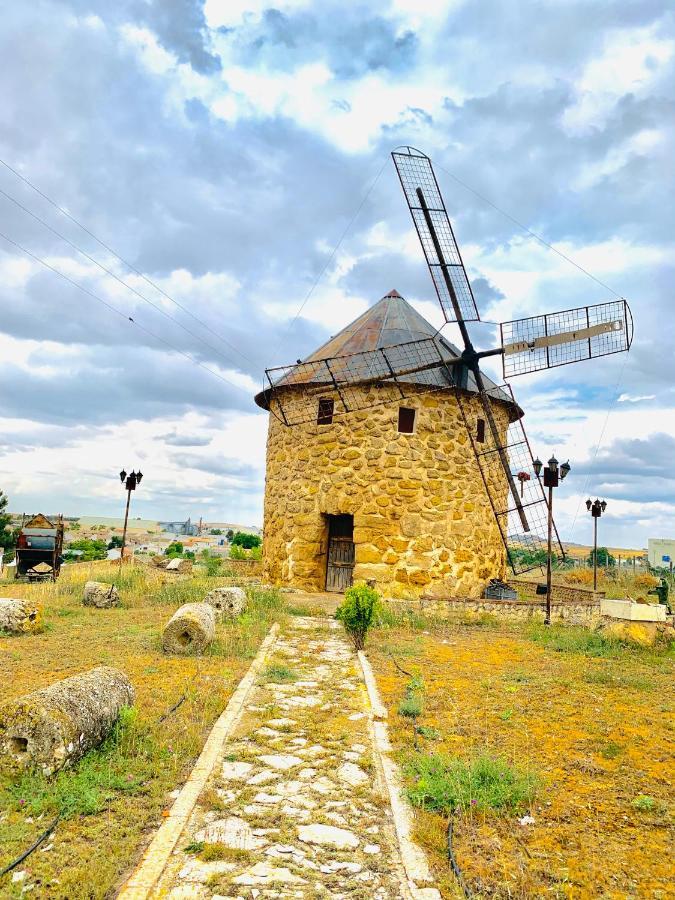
[255, 291, 519, 417]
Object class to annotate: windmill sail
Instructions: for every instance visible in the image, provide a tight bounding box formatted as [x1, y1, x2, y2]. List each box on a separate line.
[392, 147, 480, 324]
[454, 382, 565, 574]
[500, 299, 632, 378]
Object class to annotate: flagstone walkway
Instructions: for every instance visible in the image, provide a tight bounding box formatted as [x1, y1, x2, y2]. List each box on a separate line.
[148, 616, 439, 899]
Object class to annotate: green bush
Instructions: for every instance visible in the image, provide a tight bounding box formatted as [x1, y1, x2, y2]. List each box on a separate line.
[229, 544, 247, 560]
[230, 531, 261, 549]
[404, 752, 537, 814]
[64, 538, 108, 562]
[335, 582, 380, 650]
[204, 556, 222, 576]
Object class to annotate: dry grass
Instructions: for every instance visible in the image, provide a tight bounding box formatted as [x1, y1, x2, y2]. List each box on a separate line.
[368, 619, 674, 898]
[0, 560, 285, 899]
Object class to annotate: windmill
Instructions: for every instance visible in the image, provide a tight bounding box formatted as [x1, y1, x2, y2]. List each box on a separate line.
[263, 147, 633, 575]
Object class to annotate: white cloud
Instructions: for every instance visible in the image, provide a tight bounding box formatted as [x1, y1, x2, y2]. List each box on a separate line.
[617, 393, 656, 403]
[562, 25, 674, 134]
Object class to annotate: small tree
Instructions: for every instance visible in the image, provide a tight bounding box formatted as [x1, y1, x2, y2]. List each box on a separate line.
[231, 531, 261, 549]
[335, 582, 380, 651]
[0, 490, 18, 562]
[209, 528, 222, 535]
[165, 541, 184, 557]
[64, 538, 108, 562]
[108, 535, 124, 549]
[226, 529, 234, 541]
[587, 547, 615, 567]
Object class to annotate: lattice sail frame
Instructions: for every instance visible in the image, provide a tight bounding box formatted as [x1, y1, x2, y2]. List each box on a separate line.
[501, 299, 633, 378]
[264, 337, 458, 426]
[392, 147, 480, 323]
[454, 382, 565, 574]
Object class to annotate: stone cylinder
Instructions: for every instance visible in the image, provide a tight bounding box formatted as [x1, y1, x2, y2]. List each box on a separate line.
[162, 602, 216, 654]
[0, 666, 135, 775]
[0, 598, 42, 635]
[83, 581, 120, 608]
[204, 586, 246, 620]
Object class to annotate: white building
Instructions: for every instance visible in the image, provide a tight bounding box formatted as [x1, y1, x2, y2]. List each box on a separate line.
[648, 538, 675, 568]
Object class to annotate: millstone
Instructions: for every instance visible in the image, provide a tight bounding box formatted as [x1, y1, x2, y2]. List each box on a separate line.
[0, 666, 135, 775]
[162, 602, 216, 654]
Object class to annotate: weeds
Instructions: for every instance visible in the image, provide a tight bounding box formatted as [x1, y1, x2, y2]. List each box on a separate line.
[527, 624, 628, 657]
[632, 795, 666, 814]
[404, 752, 537, 814]
[261, 662, 297, 683]
[584, 670, 653, 690]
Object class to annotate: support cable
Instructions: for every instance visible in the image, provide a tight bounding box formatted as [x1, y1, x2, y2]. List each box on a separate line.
[0, 156, 257, 367]
[0, 186, 255, 371]
[0, 230, 250, 396]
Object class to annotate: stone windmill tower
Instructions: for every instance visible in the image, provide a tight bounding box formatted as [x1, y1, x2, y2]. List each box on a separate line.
[255, 290, 519, 599]
[255, 148, 631, 600]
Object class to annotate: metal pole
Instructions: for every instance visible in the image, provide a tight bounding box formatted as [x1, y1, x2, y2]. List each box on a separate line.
[120, 488, 131, 571]
[545, 484, 553, 625]
[593, 515, 598, 592]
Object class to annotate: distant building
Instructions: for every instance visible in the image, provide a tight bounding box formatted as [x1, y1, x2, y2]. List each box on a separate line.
[160, 518, 199, 536]
[648, 538, 675, 567]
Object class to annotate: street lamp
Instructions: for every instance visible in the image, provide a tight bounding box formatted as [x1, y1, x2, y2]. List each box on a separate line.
[534, 454, 571, 625]
[119, 469, 144, 567]
[586, 498, 607, 591]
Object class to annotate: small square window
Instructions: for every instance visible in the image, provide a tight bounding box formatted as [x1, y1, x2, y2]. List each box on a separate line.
[317, 398, 334, 425]
[398, 407, 417, 434]
[476, 418, 486, 443]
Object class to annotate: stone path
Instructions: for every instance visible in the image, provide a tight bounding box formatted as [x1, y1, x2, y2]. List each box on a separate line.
[151, 616, 437, 899]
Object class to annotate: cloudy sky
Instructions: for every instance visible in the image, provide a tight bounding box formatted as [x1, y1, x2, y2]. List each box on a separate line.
[0, 0, 673, 548]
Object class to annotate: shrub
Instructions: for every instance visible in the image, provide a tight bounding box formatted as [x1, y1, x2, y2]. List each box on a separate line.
[398, 674, 424, 721]
[230, 531, 261, 549]
[229, 544, 247, 560]
[564, 568, 596, 585]
[405, 752, 537, 814]
[635, 574, 659, 589]
[335, 582, 380, 650]
[204, 556, 222, 576]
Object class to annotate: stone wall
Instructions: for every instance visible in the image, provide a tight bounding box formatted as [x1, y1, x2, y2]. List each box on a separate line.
[223, 558, 263, 578]
[387, 596, 602, 625]
[514, 579, 605, 605]
[262, 383, 511, 599]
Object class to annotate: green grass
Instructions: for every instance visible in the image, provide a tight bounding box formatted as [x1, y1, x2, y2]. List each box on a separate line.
[584, 670, 653, 690]
[597, 740, 623, 760]
[631, 795, 666, 813]
[527, 624, 629, 657]
[398, 695, 423, 719]
[261, 662, 297, 683]
[404, 752, 538, 814]
[0, 708, 148, 819]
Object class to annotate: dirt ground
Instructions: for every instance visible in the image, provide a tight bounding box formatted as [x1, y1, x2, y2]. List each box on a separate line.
[368, 621, 674, 899]
[0, 561, 283, 899]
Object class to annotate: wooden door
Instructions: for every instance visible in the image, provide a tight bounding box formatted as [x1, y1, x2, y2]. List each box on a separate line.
[325, 515, 355, 592]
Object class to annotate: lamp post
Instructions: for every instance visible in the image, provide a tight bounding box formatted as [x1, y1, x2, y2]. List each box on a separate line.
[586, 498, 607, 591]
[119, 469, 143, 568]
[533, 455, 571, 625]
